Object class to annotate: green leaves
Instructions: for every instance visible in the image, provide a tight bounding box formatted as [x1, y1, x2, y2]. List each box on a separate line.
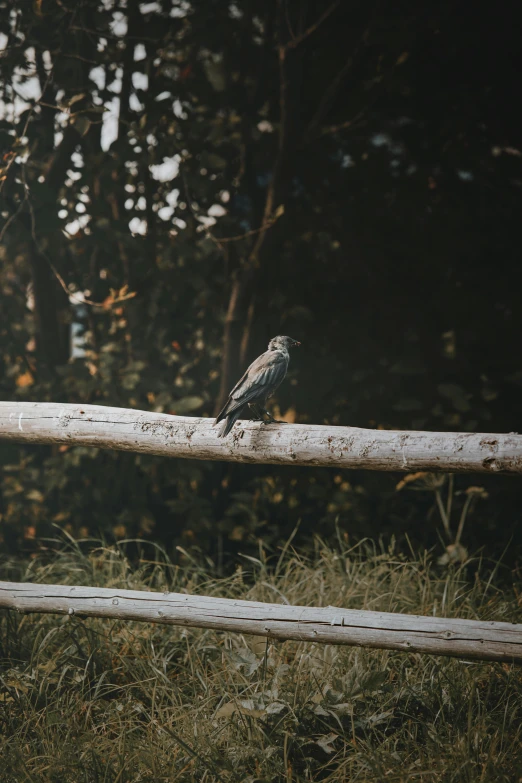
[200, 151, 228, 171]
[437, 383, 471, 413]
[172, 395, 205, 414]
[227, 649, 263, 677]
[70, 114, 91, 137]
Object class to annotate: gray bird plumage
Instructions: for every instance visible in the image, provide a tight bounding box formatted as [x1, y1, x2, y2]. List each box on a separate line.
[214, 335, 300, 437]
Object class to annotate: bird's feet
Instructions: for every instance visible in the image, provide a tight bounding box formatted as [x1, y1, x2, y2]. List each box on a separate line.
[249, 404, 288, 425]
[262, 416, 288, 425]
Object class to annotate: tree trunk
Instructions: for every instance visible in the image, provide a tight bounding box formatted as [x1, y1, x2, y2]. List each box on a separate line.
[215, 8, 304, 409]
[28, 250, 70, 369]
[26, 124, 85, 371]
[214, 269, 257, 414]
[25, 21, 98, 372]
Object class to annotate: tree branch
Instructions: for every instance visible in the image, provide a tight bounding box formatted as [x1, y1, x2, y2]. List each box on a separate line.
[284, 1, 340, 50]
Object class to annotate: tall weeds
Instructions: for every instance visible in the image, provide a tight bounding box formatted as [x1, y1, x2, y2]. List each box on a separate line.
[0, 536, 521, 782]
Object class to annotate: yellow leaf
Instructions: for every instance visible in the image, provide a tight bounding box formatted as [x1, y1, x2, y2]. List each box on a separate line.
[395, 472, 429, 491]
[71, 115, 91, 137]
[216, 702, 236, 719]
[16, 371, 34, 387]
[67, 93, 86, 107]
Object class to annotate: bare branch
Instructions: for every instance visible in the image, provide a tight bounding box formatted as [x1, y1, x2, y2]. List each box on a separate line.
[0, 189, 28, 244]
[303, 5, 380, 143]
[208, 209, 284, 246]
[284, 1, 340, 50]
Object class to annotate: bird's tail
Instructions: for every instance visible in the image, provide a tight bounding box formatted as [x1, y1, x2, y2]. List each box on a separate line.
[216, 407, 243, 438]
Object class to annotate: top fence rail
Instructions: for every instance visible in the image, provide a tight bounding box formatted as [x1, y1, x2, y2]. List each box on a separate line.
[0, 402, 520, 474]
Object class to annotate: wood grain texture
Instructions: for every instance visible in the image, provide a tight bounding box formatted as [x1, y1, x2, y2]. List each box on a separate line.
[0, 580, 520, 662]
[0, 402, 521, 473]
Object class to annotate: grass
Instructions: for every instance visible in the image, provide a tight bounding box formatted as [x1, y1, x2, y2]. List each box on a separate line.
[0, 536, 521, 782]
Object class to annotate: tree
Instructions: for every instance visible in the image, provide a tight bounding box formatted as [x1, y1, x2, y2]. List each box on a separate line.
[1, 0, 522, 560]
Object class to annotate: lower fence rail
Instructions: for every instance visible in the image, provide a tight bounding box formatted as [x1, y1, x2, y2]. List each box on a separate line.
[0, 580, 521, 663]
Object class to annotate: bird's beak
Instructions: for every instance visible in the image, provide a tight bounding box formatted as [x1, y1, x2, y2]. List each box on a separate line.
[293, 341, 301, 347]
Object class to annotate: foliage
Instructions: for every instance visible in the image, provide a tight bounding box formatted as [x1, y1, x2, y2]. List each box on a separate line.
[1, 0, 522, 558]
[1, 537, 521, 782]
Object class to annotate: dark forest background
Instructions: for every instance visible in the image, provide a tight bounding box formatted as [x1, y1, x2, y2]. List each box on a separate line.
[1, 0, 521, 566]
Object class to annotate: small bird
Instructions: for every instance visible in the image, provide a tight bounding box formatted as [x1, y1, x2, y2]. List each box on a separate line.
[214, 335, 300, 438]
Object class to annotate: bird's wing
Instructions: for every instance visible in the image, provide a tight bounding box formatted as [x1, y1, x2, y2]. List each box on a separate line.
[214, 367, 252, 424]
[215, 350, 289, 423]
[227, 350, 288, 411]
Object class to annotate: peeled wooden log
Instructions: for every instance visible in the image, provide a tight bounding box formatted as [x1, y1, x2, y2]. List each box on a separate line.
[0, 580, 520, 663]
[0, 401, 521, 473]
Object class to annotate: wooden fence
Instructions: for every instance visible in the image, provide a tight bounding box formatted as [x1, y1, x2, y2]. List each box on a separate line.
[0, 400, 521, 663]
[1, 401, 521, 473]
[1, 581, 521, 664]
